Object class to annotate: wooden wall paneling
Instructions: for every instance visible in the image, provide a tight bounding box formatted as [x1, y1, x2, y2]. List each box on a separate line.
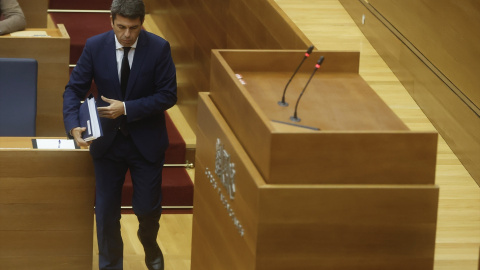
[17, 0, 48, 28]
[227, 0, 265, 49]
[227, 0, 310, 50]
[369, 0, 480, 109]
[339, 0, 480, 185]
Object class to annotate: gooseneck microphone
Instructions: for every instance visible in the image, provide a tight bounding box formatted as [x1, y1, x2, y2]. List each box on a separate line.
[278, 45, 314, 106]
[290, 56, 325, 122]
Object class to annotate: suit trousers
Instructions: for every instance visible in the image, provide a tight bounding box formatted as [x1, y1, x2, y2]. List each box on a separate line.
[93, 131, 164, 270]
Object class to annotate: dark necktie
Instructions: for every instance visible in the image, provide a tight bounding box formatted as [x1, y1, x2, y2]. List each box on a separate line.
[119, 47, 131, 136]
[121, 47, 131, 99]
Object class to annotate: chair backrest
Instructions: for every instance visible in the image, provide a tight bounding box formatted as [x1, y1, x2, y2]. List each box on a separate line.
[0, 58, 38, 136]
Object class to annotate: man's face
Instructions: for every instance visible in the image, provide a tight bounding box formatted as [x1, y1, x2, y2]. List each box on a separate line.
[111, 14, 142, 47]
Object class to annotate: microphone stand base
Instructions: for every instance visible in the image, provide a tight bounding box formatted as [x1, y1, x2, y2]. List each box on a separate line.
[271, 119, 320, 131]
[290, 116, 301, 122]
[278, 101, 289, 107]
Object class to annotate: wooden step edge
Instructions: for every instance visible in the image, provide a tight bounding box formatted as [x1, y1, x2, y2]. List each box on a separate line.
[167, 105, 196, 150]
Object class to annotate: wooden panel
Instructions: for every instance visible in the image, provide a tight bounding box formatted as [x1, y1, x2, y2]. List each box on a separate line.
[0, 25, 70, 136]
[0, 256, 91, 270]
[0, 203, 93, 230]
[0, 145, 95, 270]
[17, 0, 48, 28]
[191, 160, 256, 270]
[195, 94, 262, 245]
[0, 231, 92, 256]
[255, 186, 438, 270]
[339, 0, 480, 185]
[209, 51, 273, 177]
[0, 151, 94, 177]
[220, 50, 360, 73]
[368, 0, 480, 109]
[192, 93, 264, 269]
[268, 132, 437, 184]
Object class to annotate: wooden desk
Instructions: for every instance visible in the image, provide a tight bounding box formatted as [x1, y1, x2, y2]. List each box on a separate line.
[0, 26, 70, 136]
[0, 137, 95, 270]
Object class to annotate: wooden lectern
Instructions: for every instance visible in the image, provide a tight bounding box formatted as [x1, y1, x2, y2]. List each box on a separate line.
[0, 137, 95, 270]
[191, 50, 439, 270]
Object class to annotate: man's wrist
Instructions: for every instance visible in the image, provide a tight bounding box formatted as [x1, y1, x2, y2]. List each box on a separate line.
[123, 102, 127, 115]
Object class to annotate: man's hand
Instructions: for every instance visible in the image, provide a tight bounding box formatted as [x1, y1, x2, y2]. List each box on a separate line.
[71, 127, 92, 147]
[97, 96, 125, 119]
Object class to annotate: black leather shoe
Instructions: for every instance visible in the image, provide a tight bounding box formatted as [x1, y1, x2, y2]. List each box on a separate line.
[138, 230, 164, 270]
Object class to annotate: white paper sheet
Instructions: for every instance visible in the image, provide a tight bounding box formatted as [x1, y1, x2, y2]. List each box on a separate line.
[35, 139, 76, 149]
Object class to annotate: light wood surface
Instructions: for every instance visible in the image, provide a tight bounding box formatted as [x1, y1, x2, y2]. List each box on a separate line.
[91, 1, 478, 269]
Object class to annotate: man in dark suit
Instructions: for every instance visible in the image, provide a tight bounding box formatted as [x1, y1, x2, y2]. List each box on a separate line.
[62, 0, 176, 269]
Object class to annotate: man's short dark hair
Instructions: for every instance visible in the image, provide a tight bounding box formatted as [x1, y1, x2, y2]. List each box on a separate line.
[111, 0, 145, 23]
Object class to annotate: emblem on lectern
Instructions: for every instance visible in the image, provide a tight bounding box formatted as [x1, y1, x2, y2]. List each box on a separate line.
[203, 138, 244, 237]
[215, 138, 236, 199]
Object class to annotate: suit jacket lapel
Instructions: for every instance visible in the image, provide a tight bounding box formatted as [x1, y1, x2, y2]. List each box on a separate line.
[125, 30, 148, 100]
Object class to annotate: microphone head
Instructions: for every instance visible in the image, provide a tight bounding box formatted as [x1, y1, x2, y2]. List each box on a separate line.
[307, 45, 314, 54]
[317, 56, 325, 65]
[315, 56, 325, 69]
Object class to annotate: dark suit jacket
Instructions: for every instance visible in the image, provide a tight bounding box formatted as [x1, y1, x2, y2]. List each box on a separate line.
[63, 30, 177, 163]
